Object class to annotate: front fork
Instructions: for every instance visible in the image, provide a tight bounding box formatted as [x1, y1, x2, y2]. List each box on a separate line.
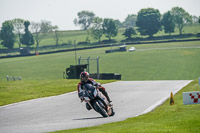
[85, 100, 95, 110]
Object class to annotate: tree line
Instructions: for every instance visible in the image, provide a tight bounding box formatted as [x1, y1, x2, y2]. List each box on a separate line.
[74, 7, 199, 41]
[0, 19, 58, 52]
[0, 6, 200, 51]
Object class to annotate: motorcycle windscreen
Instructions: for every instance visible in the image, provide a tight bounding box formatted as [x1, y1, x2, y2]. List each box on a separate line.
[83, 84, 96, 93]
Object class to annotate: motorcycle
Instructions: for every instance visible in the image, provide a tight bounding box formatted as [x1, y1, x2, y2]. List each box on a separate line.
[81, 83, 115, 117]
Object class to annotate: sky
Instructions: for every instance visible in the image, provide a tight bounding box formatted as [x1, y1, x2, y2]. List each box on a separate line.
[0, 0, 200, 31]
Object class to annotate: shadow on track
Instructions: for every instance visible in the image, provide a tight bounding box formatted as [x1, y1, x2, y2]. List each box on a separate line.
[73, 116, 104, 120]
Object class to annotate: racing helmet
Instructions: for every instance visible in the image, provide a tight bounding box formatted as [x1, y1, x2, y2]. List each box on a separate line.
[80, 72, 89, 83]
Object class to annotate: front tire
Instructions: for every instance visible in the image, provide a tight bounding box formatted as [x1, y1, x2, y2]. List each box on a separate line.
[93, 100, 109, 117]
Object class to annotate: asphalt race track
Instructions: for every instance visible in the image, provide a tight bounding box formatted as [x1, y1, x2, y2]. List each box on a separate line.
[0, 80, 191, 133]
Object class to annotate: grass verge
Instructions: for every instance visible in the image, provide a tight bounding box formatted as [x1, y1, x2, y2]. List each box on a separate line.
[53, 80, 200, 133]
[0, 79, 115, 106]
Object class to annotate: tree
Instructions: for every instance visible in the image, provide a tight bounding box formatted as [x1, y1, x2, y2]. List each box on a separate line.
[12, 18, 25, 48]
[123, 27, 136, 40]
[123, 14, 137, 28]
[114, 19, 123, 28]
[0, 20, 15, 50]
[20, 21, 34, 47]
[102, 18, 118, 42]
[0, 29, 1, 40]
[161, 11, 175, 35]
[171, 7, 192, 35]
[52, 25, 59, 45]
[192, 15, 199, 24]
[31, 20, 54, 51]
[74, 10, 95, 30]
[198, 16, 200, 24]
[30, 22, 40, 50]
[136, 8, 161, 37]
[91, 17, 104, 43]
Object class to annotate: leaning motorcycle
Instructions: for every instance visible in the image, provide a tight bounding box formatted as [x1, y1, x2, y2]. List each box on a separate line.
[81, 83, 115, 117]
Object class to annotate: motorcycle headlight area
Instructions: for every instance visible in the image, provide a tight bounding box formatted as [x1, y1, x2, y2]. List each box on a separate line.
[84, 97, 90, 101]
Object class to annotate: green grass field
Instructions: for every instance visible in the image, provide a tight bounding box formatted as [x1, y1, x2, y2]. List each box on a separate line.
[53, 80, 200, 133]
[0, 41, 200, 81]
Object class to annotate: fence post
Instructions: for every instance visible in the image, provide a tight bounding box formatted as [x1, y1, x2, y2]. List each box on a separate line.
[97, 56, 100, 79]
[87, 56, 90, 73]
[78, 56, 81, 65]
[78, 56, 100, 79]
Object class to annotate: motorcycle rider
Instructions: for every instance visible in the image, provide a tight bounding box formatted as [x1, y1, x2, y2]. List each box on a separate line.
[77, 72, 112, 110]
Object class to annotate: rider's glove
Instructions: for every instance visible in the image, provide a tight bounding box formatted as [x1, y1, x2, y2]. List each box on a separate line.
[94, 82, 101, 88]
[97, 82, 101, 86]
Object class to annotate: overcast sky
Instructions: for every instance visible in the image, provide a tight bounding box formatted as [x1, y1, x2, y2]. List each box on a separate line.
[0, 0, 200, 30]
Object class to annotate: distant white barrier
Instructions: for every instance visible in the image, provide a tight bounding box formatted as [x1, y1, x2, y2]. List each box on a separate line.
[6, 75, 22, 81]
[183, 91, 200, 105]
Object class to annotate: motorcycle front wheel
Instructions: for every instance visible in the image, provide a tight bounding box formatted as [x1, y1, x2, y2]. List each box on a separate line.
[93, 100, 109, 117]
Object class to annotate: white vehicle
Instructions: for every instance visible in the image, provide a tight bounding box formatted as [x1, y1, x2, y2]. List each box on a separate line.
[128, 47, 136, 52]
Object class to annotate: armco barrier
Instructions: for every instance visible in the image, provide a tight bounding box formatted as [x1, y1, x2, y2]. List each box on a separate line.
[90, 73, 121, 80]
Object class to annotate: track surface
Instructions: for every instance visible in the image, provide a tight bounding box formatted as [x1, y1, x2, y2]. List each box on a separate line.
[0, 80, 191, 133]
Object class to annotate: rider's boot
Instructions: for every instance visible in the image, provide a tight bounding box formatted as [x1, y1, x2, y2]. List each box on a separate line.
[86, 103, 92, 110]
[102, 90, 112, 103]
